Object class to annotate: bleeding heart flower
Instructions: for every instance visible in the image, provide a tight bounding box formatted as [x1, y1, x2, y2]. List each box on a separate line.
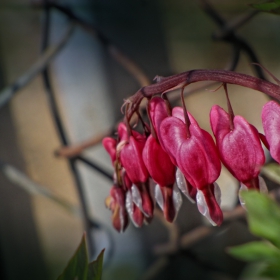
[143, 135, 175, 187]
[210, 105, 265, 190]
[119, 127, 154, 217]
[105, 185, 128, 232]
[160, 110, 223, 226]
[102, 137, 117, 165]
[143, 133, 180, 222]
[262, 101, 280, 163]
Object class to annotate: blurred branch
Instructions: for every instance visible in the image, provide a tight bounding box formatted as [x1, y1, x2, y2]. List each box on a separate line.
[48, 3, 150, 87]
[200, 0, 266, 80]
[0, 160, 81, 217]
[0, 24, 74, 108]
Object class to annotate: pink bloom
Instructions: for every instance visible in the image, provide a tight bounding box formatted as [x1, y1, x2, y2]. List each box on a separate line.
[102, 137, 117, 165]
[210, 105, 265, 190]
[142, 134, 179, 222]
[142, 135, 175, 187]
[105, 185, 128, 232]
[119, 128, 154, 218]
[262, 101, 280, 163]
[160, 111, 222, 226]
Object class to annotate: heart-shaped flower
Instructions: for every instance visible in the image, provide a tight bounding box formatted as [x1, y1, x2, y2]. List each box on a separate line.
[262, 101, 280, 163]
[105, 185, 129, 232]
[160, 110, 222, 225]
[210, 105, 265, 190]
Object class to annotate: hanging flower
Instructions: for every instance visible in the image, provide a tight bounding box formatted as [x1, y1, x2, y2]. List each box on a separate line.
[262, 101, 280, 163]
[105, 185, 129, 232]
[210, 105, 266, 191]
[160, 107, 223, 226]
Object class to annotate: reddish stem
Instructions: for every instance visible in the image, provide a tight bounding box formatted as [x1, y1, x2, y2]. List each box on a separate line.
[180, 88, 191, 138]
[223, 83, 235, 130]
[128, 69, 280, 116]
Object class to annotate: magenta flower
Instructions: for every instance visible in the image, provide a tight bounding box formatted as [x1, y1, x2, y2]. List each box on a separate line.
[262, 101, 280, 163]
[160, 110, 223, 226]
[119, 126, 154, 218]
[102, 137, 117, 165]
[105, 185, 129, 232]
[210, 105, 265, 191]
[144, 98, 183, 222]
[143, 134, 180, 222]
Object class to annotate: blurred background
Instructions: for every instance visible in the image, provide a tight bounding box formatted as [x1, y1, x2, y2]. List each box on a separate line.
[0, 0, 280, 279]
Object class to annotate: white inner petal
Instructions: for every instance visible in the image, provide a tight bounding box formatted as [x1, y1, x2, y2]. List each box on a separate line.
[131, 184, 143, 211]
[213, 182, 221, 206]
[125, 190, 140, 227]
[176, 168, 195, 203]
[172, 183, 183, 221]
[155, 184, 164, 211]
[238, 183, 248, 208]
[196, 190, 217, 226]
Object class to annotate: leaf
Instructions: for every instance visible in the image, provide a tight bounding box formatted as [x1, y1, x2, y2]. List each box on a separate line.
[228, 241, 280, 263]
[87, 249, 105, 280]
[240, 191, 280, 248]
[260, 263, 280, 279]
[56, 234, 88, 280]
[240, 262, 270, 279]
[251, 1, 280, 14]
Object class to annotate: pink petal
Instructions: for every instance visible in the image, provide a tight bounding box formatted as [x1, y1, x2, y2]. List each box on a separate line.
[159, 116, 188, 164]
[262, 101, 280, 163]
[120, 135, 149, 184]
[196, 183, 223, 226]
[107, 186, 129, 232]
[211, 105, 265, 183]
[102, 137, 117, 164]
[177, 124, 221, 189]
[142, 135, 175, 186]
[172, 107, 198, 125]
[118, 122, 128, 141]
[149, 97, 169, 139]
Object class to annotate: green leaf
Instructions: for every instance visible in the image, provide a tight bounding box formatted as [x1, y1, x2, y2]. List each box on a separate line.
[228, 241, 280, 263]
[261, 263, 280, 279]
[240, 262, 270, 279]
[87, 249, 105, 280]
[240, 191, 280, 248]
[251, 1, 280, 14]
[56, 234, 88, 280]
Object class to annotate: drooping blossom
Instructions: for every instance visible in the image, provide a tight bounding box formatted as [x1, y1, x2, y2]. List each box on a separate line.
[118, 123, 154, 218]
[210, 105, 266, 194]
[102, 125, 144, 229]
[142, 98, 184, 222]
[160, 108, 223, 226]
[262, 101, 280, 163]
[105, 185, 128, 232]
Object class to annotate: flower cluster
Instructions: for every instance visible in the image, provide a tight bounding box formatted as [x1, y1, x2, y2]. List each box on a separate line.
[103, 91, 278, 232]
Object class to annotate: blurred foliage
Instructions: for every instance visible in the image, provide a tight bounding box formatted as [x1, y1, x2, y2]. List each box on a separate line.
[228, 191, 280, 279]
[251, 0, 280, 14]
[56, 234, 104, 280]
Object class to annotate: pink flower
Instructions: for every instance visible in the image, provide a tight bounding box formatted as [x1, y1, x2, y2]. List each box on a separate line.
[210, 105, 265, 190]
[105, 185, 129, 232]
[102, 137, 117, 165]
[119, 126, 154, 218]
[160, 110, 223, 226]
[145, 98, 184, 222]
[262, 101, 280, 163]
